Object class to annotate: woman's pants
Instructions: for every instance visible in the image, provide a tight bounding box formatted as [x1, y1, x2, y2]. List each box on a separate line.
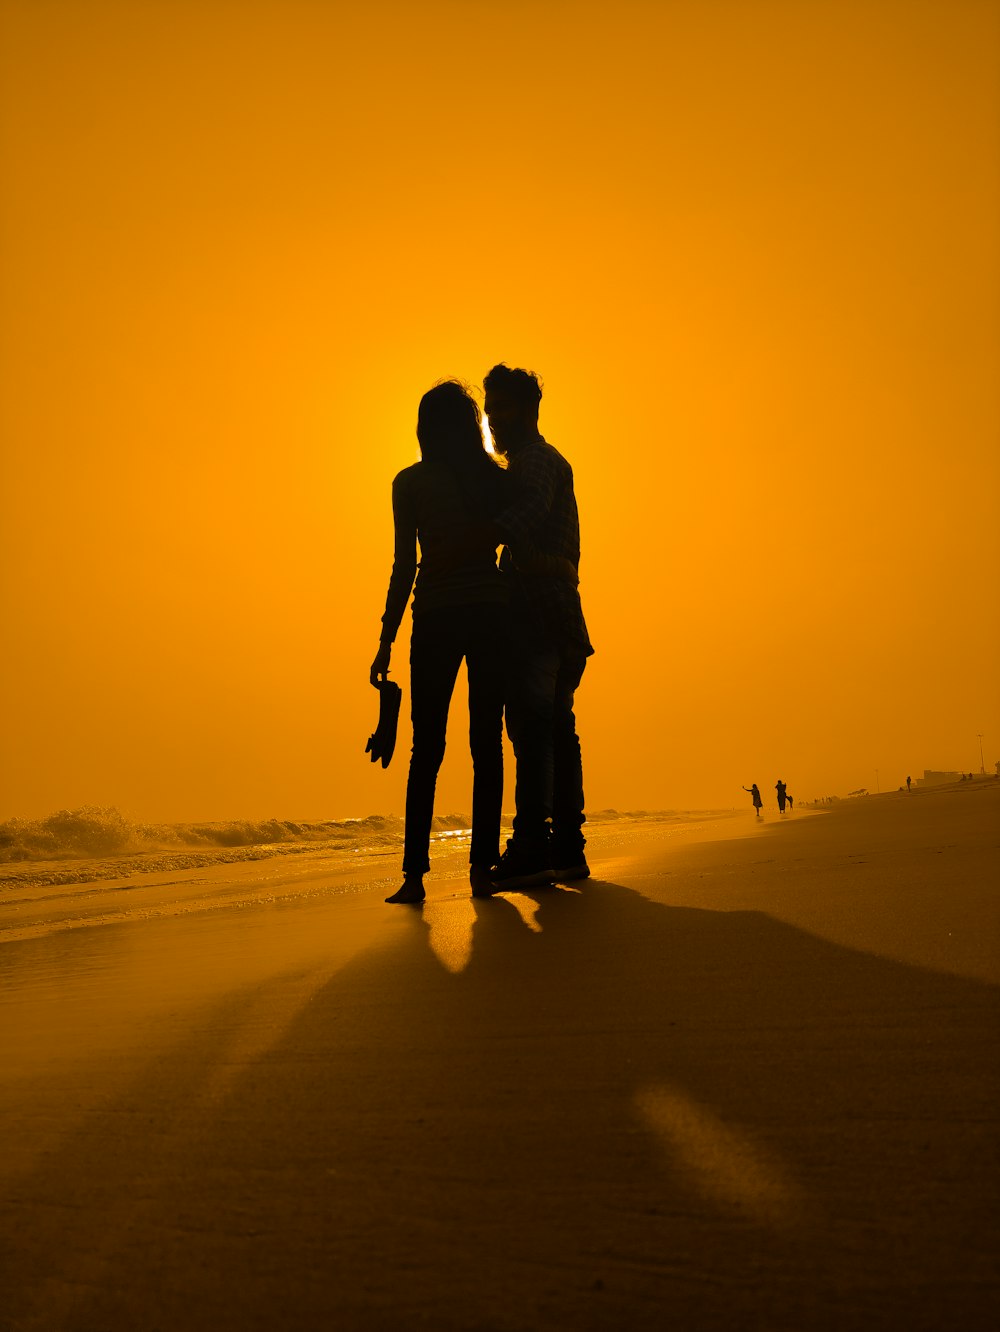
[402, 603, 507, 876]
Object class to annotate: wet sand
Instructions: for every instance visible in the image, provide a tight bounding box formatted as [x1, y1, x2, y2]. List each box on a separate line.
[1, 784, 998, 1330]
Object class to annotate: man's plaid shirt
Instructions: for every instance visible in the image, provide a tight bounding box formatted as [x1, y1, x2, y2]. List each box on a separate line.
[495, 437, 594, 656]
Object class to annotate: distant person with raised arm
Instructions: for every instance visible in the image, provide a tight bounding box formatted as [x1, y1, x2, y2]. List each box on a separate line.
[371, 382, 509, 904]
[483, 364, 594, 888]
[744, 784, 763, 817]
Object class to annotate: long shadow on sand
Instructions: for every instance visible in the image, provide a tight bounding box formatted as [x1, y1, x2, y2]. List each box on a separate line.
[2, 877, 998, 1331]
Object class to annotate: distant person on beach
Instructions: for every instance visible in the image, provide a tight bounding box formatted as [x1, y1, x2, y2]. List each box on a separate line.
[907, 775, 912, 792]
[483, 364, 594, 888]
[372, 382, 510, 904]
[744, 784, 763, 817]
[775, 780, 788, 812]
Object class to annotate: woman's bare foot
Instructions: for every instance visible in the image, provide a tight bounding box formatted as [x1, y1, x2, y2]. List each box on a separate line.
[385, 876, 425, 904]
[470, 865, 499, 898]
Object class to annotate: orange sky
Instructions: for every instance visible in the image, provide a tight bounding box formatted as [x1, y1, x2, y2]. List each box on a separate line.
[2, 0, 998, 821]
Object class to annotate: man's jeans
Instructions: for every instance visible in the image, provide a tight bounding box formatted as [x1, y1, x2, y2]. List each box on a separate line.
[505, 635, 587, 855]
[403, 604, 507, 876]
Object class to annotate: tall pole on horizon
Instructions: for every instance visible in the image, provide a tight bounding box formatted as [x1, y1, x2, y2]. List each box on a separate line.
[978, 733, 985, 775]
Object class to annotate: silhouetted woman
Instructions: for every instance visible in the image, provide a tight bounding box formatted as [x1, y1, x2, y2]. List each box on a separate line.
[743, 783, 763, 817]
[372, 381, 509, 904]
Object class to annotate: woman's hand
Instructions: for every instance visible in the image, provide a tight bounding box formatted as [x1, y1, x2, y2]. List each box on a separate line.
[370, 642, 392, 687]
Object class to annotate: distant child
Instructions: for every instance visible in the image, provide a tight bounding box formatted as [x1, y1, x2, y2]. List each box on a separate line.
[743, 784, 763, 817]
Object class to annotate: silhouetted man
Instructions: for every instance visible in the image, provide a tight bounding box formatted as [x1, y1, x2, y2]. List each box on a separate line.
[484, 364, 593, 888]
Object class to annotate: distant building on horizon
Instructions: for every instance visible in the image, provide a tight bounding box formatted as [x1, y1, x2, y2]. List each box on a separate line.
[916, 770, 962, 788]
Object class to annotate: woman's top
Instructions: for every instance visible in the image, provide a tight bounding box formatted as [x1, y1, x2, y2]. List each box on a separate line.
[379, 458, 509, 645]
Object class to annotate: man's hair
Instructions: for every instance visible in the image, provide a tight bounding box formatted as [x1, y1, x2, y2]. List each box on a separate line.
[483, 363, 543, 409]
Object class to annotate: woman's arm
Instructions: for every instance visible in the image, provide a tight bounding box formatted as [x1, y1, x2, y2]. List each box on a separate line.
[371, 472, 417, 684]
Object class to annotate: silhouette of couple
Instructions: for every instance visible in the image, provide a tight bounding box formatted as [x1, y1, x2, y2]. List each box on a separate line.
[371, 366, 593, 904]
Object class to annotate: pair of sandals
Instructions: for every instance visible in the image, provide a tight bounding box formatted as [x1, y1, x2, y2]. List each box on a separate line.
[365, 679, 402, 768]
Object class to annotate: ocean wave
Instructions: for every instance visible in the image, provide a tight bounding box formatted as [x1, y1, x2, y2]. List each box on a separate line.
[0, 804, 732, 892]
[0, 806, 411, 864]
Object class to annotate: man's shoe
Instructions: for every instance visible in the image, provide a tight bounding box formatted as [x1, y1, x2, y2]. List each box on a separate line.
[551, 856, 590, 882]
[489, 845, 556, 890]
[551, 843, 590, 882]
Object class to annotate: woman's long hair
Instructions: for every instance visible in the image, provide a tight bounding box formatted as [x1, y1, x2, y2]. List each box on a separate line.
[416, 380, 507, 516]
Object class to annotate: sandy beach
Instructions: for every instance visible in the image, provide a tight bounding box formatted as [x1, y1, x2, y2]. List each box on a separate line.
[1, 782, 998, 1330]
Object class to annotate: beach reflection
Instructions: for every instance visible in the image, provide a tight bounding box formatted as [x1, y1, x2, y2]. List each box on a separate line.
[635, 1083, 804, 1229]
[0, 894, 389, 1079]
[502, 892, 544, 934]
[422, 887, 554, 974]
[423, 898, 476, 974]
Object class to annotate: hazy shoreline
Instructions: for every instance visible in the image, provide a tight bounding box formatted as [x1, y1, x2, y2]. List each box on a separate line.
[0, 807, 752, 943]
[0, 805, 737, 885]
[4, 780, 995, 941]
